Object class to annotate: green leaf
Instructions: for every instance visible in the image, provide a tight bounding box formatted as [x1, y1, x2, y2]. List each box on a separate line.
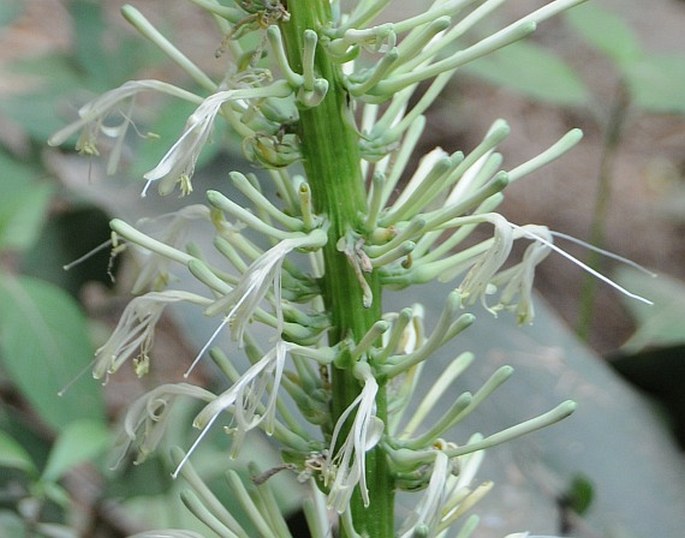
[625, 55, 685, 114]
[39, 481, 72, 509]
[464, 41, 589, 107]
[615, 267, 685, 352]
[565, 3, 643, 67]
[41, 419, 110, 482]
[0, 151, 54, 252]
[0, 55, 83, 142]
[0, 275, 105, 429]
[69, 0, 110, 88]
[0, 429, 38, 475]
[610, 345, 685, 449]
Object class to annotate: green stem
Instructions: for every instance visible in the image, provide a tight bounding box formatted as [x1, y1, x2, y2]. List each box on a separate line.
[280, 3, 393, 537]
[576, 83, 630, 341]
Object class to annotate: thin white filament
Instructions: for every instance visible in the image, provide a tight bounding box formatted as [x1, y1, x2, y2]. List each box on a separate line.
[550, 230, 657, 277]
[514, 225, 653, 305]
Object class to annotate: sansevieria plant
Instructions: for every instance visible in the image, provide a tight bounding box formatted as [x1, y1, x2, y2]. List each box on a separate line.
[50, 1, 651, 536]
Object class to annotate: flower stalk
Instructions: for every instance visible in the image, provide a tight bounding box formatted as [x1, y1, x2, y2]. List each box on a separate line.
[279, 3, 393, 534]
[49, 0, 658, 536]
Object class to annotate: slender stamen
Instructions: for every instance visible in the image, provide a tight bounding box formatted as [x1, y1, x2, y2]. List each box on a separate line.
[514, 225, 653, 304]
[550, 230, 657, 277]
[62, 239, 113, 271]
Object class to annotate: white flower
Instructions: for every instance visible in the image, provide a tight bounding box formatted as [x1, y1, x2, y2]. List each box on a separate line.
[398, 451, 450, 538]
[48, 80, 201, 173]
[458, 214, 513, 309]
[111, 383, 214, 468]
[492, 225, 553, 324]
[203, 229, 327, 347]
[445, 151, 495, 207]
[173, 340, 294, 477]
[142, 92, 226, 196]
[93, 290, 207, 379]
[382, 304, 425, 424]
[142, 82, 292, 196]
[397, 438, 488, 538]
[130, 205, 211, 294]
[324, 362, 384, 513]
[391, 147, 450, 211]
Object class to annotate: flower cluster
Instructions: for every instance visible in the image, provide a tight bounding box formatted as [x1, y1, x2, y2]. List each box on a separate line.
[51, 0, 652, 537]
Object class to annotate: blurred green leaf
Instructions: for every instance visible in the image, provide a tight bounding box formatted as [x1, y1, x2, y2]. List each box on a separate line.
[0, 151, 54, 252]
[561, 474, 595, 515]
[0, 0, 22, 27]
[565, 3, 643, 67]
[464, 41, 589, 107]
[0, 275, 105, 430]
[0, 429, 38, 475]
[41, 419, 110, 482]
[614, 267, 685, 352]
[610, 345, 685, 449]
[40, 481, 72, 509]
[0, 511, 25, 537]
[625, 55, 685, 114]
[5, 54, 84, 94]
[0, 56, 84, 142]
[106, 454, 174, 498]
[68, 0, 147, 90]
[0, 410, 53, 470]
[35, 521, 79, 538]
[69, 0, 111, 88]
[612, 268, 685, 448]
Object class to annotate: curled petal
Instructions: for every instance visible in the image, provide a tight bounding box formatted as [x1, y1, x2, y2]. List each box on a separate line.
[458, 214, 513, 308]
[111, 383, 214, 468]
[142, 82, 292, 196]
[173, 341, 297, 477]
[93, 290, 206, 379]
[324, 363, 382, 512]
[203, 229, 327, 346]
[49, 80, 201, 165]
